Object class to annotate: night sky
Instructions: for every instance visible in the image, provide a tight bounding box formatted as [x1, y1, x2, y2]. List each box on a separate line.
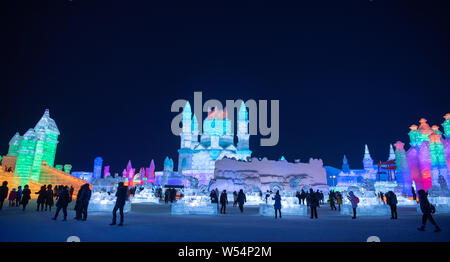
[1, 0, 449, 173]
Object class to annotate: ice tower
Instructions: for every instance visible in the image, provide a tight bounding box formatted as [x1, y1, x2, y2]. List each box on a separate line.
[34, 109, 60, 167]
[394, 141, 412, 196]
[342, 155, 350, 173]
[237, 101, 251, 155]
[13, 109, 60, 183]
[15, 129, 37, 183]
[443, 113, 450, 139]
[7, 132, 22, 157]
[395, 115, 450, 193]
[363, 144, 374, 170]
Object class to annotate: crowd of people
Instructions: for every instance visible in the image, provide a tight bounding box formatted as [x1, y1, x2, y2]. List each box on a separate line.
[209, 188, 247, 214]
[0, 180, 131, 227]
[0, 180, 443, 232]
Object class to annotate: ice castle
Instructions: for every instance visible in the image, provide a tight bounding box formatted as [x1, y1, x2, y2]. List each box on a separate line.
[5, 109, 60, 181]
[395, 115, 450, 196]
[332, 144, 395, 191]
[329, 114, 450, 197]
[176, 101, 252, 186]
[0, 109, 88, 197]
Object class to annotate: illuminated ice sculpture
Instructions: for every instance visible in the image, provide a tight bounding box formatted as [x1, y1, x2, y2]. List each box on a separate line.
[259, 196, 307, 216]
[340, 190, 390, 216]
[88, 191, 131, 213]
[171, 195, 218, 215]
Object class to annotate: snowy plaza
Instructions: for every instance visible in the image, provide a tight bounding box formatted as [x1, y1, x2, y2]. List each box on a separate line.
[1, 199, 449, 242]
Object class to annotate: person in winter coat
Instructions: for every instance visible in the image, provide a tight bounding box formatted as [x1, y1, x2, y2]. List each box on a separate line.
[164, 189, 170, 204]
[385, 191, 398, 219]
[52, 186, 71, 221]
[110, 182, 128, 226]
[45, 184, 54, 211]
[16, 186, 22, 207]
[329, 191, 337, 211]
[336, 192, 343, 211]
[170, 188, 177, 203]
[210, 190, 218, 204]
[54, 186, 59, 200]
[69, 186, 74, 199]
[21, 185, 31, 211]
[0, 181, 9, 210]
[348, 191, 359, 219]
[35, 185, 47, 211]
[8, 188, 17, 207]
[74, 186, 82, 219]
[273, 190, 282, 219]
[379, 192, 385, 204]
[307, 188, 319, 219]
[80, 183, 92, 221]
[237, 189, 246, 213]
[220, 190, 228, 214]
[233, 191, 238, 207]
[417, 189, 441, 232]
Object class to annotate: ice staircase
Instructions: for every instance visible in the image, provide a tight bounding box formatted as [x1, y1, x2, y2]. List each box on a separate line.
[0, 170, 42, 198]
[38, 165, 88, 197]
[0, 165, 89, 199]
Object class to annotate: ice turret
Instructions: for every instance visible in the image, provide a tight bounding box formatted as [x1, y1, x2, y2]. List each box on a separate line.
[7, 132, 22, 157]
[388, 144, 396, 161]
[93, 157, 103, 179]
[394, 141, 412, 196]
[342, 155, 350, 173]
[428, 132, 450, 188]
[363, 144, 374, 170]
[237, 101, 250, 152]
[33, 109, 60, 167]
[408, 125, 421, 147]
[180, 102, 192, 149]
[15, 129, 37, 181]
[442, 113, 450, 139]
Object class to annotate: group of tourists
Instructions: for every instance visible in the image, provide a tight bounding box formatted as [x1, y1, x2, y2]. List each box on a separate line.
[0, 181, 31, 211]
[0, 179, 443, 232]
[210, 188, 247, 214]
[327, 190, 343, 211]
[0, 180, 130, 227]
[295, 189, 326, 206]
[164, 188, 178, 204]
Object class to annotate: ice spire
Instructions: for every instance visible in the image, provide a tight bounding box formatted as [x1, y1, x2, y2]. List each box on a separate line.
[443, 113, 450, 138]
[364, 144, 372, 159]
[192, 114, 199, 133]
[388, 144, 396, 160]
[363, 144, 374, 170]
[7, 132, 22, 157]
[238, 101, 248, 122]
[342, 155, 350, 173]
[34, 109, 60, 135]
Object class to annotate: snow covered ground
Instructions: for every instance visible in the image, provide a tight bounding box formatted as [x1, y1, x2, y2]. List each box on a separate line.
[0, 200, 449, 242]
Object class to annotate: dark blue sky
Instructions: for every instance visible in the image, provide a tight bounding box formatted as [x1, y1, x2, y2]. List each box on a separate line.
[1, 0, 449, 173]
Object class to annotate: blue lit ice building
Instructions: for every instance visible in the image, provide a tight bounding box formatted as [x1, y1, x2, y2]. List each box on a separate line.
[326, 144, 397, 191]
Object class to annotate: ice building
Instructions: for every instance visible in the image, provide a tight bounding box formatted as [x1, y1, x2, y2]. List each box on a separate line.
[332, 145, 384, 189]
[212, 157, 328, 193]
[394, 116, 450, 196]
[327, 144, 398, 192]
[177, 101, 252, 186]
[0, 109, 87, 197]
